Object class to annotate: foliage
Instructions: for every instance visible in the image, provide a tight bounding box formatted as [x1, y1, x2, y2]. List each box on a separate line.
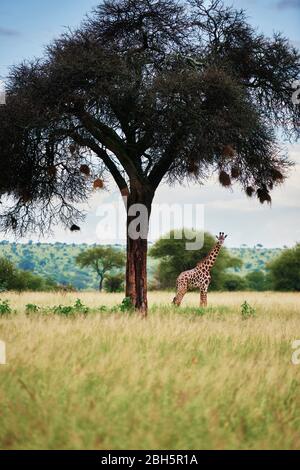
[0, 283, 7, 293]
[96, 297, 134, 314]
[0, 0, 298, 237]
[222, 274, 247, 291]
[0, 256, 56, 292]
[23, 297, 135, 317]
[0, 241, 284, 291]
[244, 271, 271, 291]
[267, 244, 300, 291]
[16, 270, 56, 292]
[241, 301, 256, 320]
[104, 273, 125, 293]
[0, 299, 13, 316]
[76, 247, 125, 291]
[73, 299, 90, 315]
[229, 247, 282, 275]
[0, 257, 17, 290]
[0, 0, 299, 311]
[2, 240, 297, 292]
[150, 230, 242, 290]
[0, 241, 126, 290]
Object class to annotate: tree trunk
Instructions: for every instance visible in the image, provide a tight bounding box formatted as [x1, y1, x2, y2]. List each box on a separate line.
[125, 184, 153, 317]
[99, 275, 104, 292]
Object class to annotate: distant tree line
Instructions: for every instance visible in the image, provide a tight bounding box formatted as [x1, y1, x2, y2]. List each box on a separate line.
[0, 257, 57, 292]
[267, 244, 300, 291]
[0, 237, 298, 292]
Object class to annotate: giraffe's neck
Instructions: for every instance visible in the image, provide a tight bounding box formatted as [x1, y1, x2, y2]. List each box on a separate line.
[198, 242, 222, 269]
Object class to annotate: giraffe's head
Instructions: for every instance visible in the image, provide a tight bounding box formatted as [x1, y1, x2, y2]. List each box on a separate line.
[216, 232, 228, 245]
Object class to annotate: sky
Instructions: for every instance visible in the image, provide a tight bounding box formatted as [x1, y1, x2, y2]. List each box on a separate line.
[0, 0, 299, 247]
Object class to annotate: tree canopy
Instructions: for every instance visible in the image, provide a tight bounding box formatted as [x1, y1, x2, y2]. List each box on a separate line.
[245, 271, 271, 291]
[76, 246, 125, 291]
[0, 257, 56, 292]
[267, 244, 300, 291]
[0, 0, 299, 235]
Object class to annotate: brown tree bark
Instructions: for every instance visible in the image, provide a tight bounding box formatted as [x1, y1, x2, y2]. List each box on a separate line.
[99, 275, 104, 292]
[125, 183, 154, 317]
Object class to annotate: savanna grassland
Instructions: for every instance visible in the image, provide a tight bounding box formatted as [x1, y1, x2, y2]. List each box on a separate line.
[0, 291, 300, 450]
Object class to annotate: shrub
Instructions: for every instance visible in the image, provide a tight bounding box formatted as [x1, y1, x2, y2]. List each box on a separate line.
[118, 297, 134, 313]
[25, 304, 39, 315]
[104, 273, 124, 293]
[241, 301, 256, 320]
[245, 271, 270, 291]
[267, 244, 300, 291]
[73, 299, 89, 315]
[0, 258, 17, 289]
[52, 305, 75, 317]
[0, 282, 7, 293]
[0, 256, 56, 292]
[0, 299, 12, 316]
[52, 299, 89, 317]
[150, 230, 242, 290]
[222, 274, 247, 291]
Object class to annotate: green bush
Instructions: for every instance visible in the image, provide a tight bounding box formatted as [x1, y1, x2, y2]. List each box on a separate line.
[76, 246, 125, 291]
[0, 299, 13, 316]
[0, 256, 57, 292]
[118, 297, 134, 313]
[0, 258, 17, 289]
[222, 274, 247, 291]
[267, 244, 300, 291]
[25, 304, 40, 315]
[52, 299, 89, 317]
[104, 273, 124, 293]
[244, 271, 271, 291]
[241, 301, 256, 320]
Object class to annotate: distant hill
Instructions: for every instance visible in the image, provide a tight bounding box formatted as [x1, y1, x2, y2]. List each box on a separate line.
[229, 246, 282, 276]
[0, 241, 111, 290]
[0, 241, 282, 290]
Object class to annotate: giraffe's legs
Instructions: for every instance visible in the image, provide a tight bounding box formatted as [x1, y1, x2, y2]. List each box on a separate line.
[200, 290, 207, 308]
[173, 286, 187, 306]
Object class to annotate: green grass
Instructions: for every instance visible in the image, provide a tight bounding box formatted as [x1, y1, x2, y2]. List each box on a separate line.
[0, 291, 300, 450]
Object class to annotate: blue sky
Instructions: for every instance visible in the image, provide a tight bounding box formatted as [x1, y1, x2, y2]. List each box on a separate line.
[0, 0, 299, 247]
[0, 0, 300, 77]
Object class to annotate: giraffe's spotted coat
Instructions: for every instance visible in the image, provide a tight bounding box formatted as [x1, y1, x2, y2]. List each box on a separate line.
[172, 233, 227, 307]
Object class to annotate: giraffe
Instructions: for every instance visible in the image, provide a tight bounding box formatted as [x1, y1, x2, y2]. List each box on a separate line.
[172, 232, 228, 307]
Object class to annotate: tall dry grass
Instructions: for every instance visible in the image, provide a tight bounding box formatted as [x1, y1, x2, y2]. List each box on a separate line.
[0, 291, 300, 449]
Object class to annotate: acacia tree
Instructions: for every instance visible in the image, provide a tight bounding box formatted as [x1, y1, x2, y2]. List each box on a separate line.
[76, 246, 125, 291]
[0, 0, 299, 315]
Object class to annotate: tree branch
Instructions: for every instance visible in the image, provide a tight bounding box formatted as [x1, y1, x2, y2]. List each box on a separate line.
[75, 108, 142, 181]
[66, 129, 129, 194]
